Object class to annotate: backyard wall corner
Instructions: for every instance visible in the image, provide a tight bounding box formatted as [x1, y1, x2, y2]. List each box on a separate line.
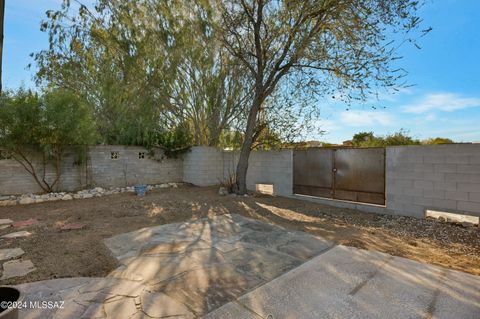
[386, 144, 480, 218]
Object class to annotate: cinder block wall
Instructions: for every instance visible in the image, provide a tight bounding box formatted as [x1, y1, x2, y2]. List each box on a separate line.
[183, 147, 225, 186]
[0, 145, 183, 195]
[0, 148, 86, 195]
[184, 147, 293, 196]
[87, 145, 183, 189]
[386, 144, 480, 218]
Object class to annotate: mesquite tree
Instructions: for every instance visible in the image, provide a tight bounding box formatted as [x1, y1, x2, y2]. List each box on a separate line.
[218, 0, 428, 194]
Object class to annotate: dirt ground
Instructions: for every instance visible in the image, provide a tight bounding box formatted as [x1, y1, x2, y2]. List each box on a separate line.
[0, 185, 479, 285]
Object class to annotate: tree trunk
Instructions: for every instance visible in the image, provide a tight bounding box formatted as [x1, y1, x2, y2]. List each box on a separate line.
[0, 0, 5, 93]
[235, 95, 262, 194]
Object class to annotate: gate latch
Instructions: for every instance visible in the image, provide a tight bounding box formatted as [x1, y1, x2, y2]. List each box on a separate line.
[333, 168, 337, 173]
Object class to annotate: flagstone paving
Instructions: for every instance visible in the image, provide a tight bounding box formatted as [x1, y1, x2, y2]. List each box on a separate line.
[10, 214, 480, 318]
[14, 214, 334, 318]
[0, 248, 24, 261]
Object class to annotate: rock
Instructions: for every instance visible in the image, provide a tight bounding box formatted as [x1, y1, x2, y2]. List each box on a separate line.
[80, 303, 106, 318]
[62, 194, 73, 201]
[12, 219, 39, 228]
[0, 259, 36, 280]
[0, 219, 13, 225]
[104, 297, 138, 319]
[461, 221, 475, 228]
[0, 225, 10, 230]
[141, 292, 195, 318]
[159, 184, 169, 188]
[2, 231, 32, 239]
[83, 194, 93, 199]
[0, 248, 25, 261]
[218, 187, 228, 196]
[0, 195, 10, 201]
[0, 200, 17, 206]
[34, 198, 45, 203]
[61, 223, 86, 231]
[19, 197, 35, 205]
[73, 194, 82, 199]
[93, 187, 104, 193]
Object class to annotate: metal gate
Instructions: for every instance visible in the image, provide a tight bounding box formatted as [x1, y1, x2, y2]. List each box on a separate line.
[293, 148, 385, 205]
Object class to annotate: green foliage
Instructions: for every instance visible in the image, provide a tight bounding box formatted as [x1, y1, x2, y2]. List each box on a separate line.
[422, 137, 454, 145]
[352, 130, 420, 147]
[41, 89, 98, 146]
[0, 88, 97, 192]
[0, 88, 42, 148]
[36, 0, 250, 148]
[352, 132, 375, 145]
[154, 126, 192, 157]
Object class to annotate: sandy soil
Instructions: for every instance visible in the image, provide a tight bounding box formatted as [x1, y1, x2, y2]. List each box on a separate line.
[0, 185, 479, 285]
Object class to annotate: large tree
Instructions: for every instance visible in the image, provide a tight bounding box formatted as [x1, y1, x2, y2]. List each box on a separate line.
[36, 0, 252, 147]
[218, 0, 428, 194]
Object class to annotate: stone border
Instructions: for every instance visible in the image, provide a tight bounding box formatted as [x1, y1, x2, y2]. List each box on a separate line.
[0, 183, 184, 207]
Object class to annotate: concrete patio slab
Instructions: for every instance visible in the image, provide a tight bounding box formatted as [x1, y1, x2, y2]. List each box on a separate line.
[10, 214, 480, 318]
[212, 245, 480, 319]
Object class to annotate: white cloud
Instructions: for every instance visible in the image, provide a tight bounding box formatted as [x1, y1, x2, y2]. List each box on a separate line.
[403, 93, 480, 114]
[339, 110, 393, 127]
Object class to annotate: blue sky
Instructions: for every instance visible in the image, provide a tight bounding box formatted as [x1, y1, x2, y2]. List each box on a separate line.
[3, 0, 480, 143]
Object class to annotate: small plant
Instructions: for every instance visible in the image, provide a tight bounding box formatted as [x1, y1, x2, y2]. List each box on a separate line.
[221, 173, 237, 194]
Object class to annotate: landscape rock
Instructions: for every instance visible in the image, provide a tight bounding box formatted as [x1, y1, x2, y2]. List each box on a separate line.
[218, 187, 228, 196]
[62, 194, 73, 201]
[2, 231, 32, 239]
[0, 219, 13, 225]
[12, 219, 39, 228]
[0, 248, 25, 261]
[1, 259, 36, 280]
[93, 187, 104, 193]
[0, 182, 182, 207]
[19, 197, 35, 205]
[0, 200, 17, 206]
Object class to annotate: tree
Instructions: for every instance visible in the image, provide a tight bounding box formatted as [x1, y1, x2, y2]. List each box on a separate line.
[423, 137, 454, 145]
[0, 89, 97, 192]
[36, 0, 252, 148]
[35, 0, 177, 147]
[218, 0, 427, 194]
[351, 129, 420, 147]
[384, 130, 420, 146]
[352, 132, 375, 146]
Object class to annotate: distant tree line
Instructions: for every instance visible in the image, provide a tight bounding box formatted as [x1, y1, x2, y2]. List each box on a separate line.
[350, 130, 454, 147]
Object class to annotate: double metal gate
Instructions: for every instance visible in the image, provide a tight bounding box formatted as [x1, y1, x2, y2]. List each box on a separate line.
[293, 148, 385, 205]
